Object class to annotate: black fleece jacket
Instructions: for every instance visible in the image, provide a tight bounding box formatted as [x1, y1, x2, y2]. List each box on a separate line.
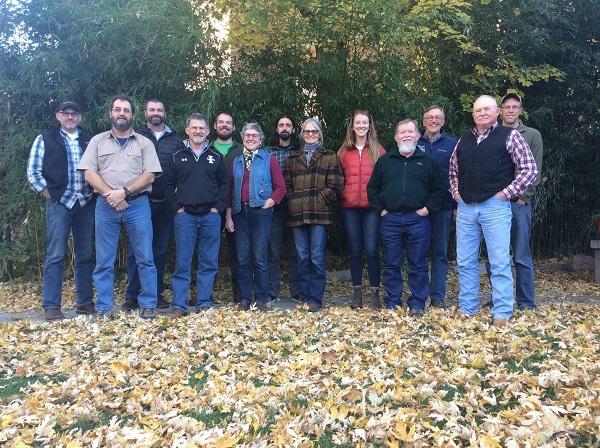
[164, 142, 227, 215]
[367, 147, 445, 213]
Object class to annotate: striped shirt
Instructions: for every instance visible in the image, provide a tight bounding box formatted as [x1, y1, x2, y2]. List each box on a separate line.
[27, 129, 92, 208]
[449, 123, 538, 200]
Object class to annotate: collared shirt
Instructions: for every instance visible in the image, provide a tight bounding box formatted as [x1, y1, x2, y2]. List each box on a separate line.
[77, 129, 162, 191]
[449, 123, 538, 200]
[267, 144, 296, 172]
[27, 129, 93, 208]
[184, 139, 209, 159]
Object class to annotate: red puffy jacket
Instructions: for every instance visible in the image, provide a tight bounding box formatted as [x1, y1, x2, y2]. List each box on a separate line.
[340, 144, 385, 208]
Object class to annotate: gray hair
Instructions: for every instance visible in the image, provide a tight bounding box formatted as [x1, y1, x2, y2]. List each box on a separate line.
[473, 95, 498, 109]
[185, 112, 209, 129]
[240, 122, 264, 144]
[395, 118, 419, 133]
[300, 117, 324, 147]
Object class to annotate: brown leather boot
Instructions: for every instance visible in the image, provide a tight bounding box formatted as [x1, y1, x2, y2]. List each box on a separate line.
[369, 287, 381, 310]
[350, 286, 363, 309]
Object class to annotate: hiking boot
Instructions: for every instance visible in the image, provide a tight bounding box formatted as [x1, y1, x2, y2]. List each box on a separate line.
[139, 308, 157, 320]
[238, 299, 251, 311]
[430, 299, 446, 309]
[369, 288, 381, 310]
[156, 296, 170, 309]
[307, 301, 322, 312]
[95, 310, 113, 320]
[349, 286, 363, 309]
[409, 308, 425, 317]
[44, 308, 64, 321]
[254, 301, 269, 312]
[121, 299, 138, 311]
[75, 304, 95, 315]
[492, 318, 510, 327]
[168, 308, 187, 319]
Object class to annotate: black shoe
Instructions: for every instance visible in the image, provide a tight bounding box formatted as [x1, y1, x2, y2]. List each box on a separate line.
[238, 299, 251, 311]
[156, 297, 170, 309]
[307, 301, 322, 312]
[254, 301, 269, 312]
[189, 297, 198, 307]
[76, 304, 95, 315]
[409, 308, 425, 317]
[139, 308, 157, 320]
[122, 299, 138, 311]
[44, 308, 65, 321]
[430, 299, 446, 309]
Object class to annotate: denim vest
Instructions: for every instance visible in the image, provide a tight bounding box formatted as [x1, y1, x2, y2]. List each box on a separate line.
[232, 147, 273, 214]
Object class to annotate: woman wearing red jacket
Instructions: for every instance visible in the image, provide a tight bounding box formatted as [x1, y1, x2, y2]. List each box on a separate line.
[337, 111, 385, 309]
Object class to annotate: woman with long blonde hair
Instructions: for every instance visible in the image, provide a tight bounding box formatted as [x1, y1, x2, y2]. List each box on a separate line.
[337, 110, 385, 309]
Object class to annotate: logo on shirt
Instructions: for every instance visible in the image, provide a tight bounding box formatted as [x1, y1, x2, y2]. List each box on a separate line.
[207, 155, 215, 164]
[181, 157, 188, 162]
[417, 145, 426, 152]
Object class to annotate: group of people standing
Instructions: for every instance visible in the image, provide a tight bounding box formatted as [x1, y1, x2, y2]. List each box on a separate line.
[28, 92, 542, 327]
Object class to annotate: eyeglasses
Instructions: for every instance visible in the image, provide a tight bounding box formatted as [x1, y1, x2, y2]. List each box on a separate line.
[243, 133, 261, 139]
[424, 115, 443, 121]
[59, 111, 80, 117]
[303, 129, 320, 135]
[112, 107, 132, 114]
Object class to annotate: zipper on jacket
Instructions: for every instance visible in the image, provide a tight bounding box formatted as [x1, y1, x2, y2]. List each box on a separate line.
[402, 160, 407, 201]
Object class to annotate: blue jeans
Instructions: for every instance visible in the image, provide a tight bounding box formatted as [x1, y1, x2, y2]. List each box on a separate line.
[510, 202, 535, 308]
[456, 196, 513, 319]
[42, 198, 95, 309]
[380, 212, 431, 310]
[342, 208, 380, 287]
[171, 210, 221, 311]
[429, 209, 452, 301]
[268, 203, 299, 299]
[125, 200, 174, 302]
[292, 224, 328, 305]
[94, 195, 157, 311]
[234, 206, 273, 304]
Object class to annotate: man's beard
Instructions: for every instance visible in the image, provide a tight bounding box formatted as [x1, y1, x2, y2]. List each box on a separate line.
[112, 117, 133, 131]
[217, 129, 233, 140]
[278, 131, 291, 141]
[398, 141, 416, 155]
[148, 115, 164, 125]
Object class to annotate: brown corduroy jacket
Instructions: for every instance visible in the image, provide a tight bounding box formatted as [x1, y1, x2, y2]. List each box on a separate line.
[284, 147, 343, 227]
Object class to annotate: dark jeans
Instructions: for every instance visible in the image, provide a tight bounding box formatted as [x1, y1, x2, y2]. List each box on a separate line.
[42, 198, 95, 309]
[125, 200, 174, 302]
[268, 203, 299, 298]
[292, 224, 328, 305]
[429, 209, 452, 301]
[342, 208, 380, 287]
[380, 212, 431, 310]
[233, 206, 273, 304]
[222, 211, 240, 300]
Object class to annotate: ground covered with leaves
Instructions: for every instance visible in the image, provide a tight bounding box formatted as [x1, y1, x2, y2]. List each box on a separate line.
[1, 271, 600, 447]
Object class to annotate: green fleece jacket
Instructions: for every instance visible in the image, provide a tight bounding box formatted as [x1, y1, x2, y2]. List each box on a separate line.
[367, 147, 445, 213]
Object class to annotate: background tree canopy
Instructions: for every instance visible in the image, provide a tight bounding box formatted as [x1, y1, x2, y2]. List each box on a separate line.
[0, 0, 599, 279]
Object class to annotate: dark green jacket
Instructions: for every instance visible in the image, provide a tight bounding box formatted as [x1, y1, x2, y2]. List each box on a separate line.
[367, 147, 445, 213]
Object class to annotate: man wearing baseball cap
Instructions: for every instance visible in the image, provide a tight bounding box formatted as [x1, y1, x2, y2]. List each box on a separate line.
[27, 100, 96, 320]
[498, 92, 543, 310]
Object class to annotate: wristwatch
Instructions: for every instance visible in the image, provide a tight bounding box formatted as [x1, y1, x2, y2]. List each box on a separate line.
[123, 186, 132, 200]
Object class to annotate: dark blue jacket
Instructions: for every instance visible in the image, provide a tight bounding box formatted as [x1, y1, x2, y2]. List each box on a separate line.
[417, 131, 457, 210]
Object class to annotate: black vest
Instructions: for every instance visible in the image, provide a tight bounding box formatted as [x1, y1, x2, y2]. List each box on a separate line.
[456, 125, 514, 204]
[41, 126, 91, 203]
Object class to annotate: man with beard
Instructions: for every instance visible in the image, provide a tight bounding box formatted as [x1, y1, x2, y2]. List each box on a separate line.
[123, 99, 180, 311]
[367, 119, 445, 315]
[212, 112, 243, 302]
[78, 95, 163, 319]
[449, 95, 537, 326]
[27, 100, 95, 320]
[266, 114, 300, 302]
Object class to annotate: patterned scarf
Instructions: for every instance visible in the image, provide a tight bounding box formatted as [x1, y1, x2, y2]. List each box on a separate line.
[243, 147, 255, 170]
[304, 142, 321, 163]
